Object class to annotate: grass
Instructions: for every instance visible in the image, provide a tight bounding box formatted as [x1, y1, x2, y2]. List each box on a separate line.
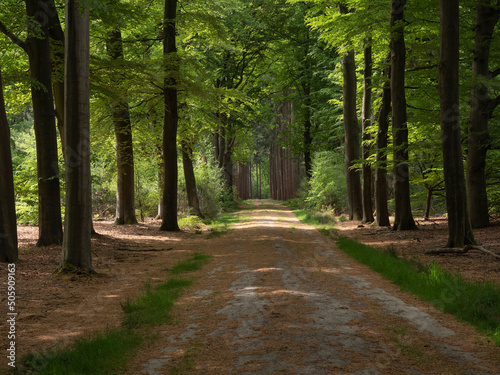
[16, 253, 212, 374]
[293, 209, 336, 236]
[293, 208, 500, 346]
[338, 237, 500, 346]
[204, 211, 246, 238]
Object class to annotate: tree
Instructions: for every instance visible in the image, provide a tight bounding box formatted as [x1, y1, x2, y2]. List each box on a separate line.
[439, 0, 475, 247]
[362, 38, 374, 223]
[338, 3, 362, 221]
[0, 0, 63, 246]
[106, 28, 137, 225]
[374, 61, 391, 227]
[181, 139, 203, 218]
[466, 0, 500, 228]
[60, 0, 93, 273]
[160, 0, 180, 231]
[0, 67, 18, 263]
[390, 0, 416, 230]
[341, 47, 363, 221]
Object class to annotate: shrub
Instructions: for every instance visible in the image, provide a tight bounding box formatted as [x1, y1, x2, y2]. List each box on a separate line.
[306, 151, 347, 212]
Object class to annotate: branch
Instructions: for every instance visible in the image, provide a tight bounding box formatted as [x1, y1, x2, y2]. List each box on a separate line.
[489, 67, 500, 79]
[486, 94, 500, 118]
[407, 64, 438, 72]
[0, 19, 28, 51]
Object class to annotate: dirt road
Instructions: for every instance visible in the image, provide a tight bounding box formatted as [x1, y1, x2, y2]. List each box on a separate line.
[126, 202, 500, 374]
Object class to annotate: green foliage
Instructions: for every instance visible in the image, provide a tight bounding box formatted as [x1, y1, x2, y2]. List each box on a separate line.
[305, 151, 347, 212]
[337, 237, 500, 346]
[178, 151, 225, 219]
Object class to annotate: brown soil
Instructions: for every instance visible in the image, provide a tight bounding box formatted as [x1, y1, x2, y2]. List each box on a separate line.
[0, 201, 499, 374]
[335, 216, 500, 286]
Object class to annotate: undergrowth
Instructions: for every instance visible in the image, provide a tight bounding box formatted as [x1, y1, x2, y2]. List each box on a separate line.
[16, 253, 212, 374]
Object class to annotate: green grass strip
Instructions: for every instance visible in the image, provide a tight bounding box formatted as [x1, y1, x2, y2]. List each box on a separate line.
[20, 329, 142, 375]
[171, 252, 211, 274]
[293, 208, 500, 346]
[16, 253, 212, 374]
[337, 237, 500, 346]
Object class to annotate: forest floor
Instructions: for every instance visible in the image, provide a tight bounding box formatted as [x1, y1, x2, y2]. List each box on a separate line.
[1, 200, 500, 374]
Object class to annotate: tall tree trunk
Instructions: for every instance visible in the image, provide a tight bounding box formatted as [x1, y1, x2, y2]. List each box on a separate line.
[47, 0, 65, 156]
[439, 0, 475, 247]
[362, 38, 374, 223]
[181, 139, 203, 218]
[107, 29, 137, 225]
[342, 48, 363, 220]
[466, 0, 500, 229]
[375, 62, 391, 227]
[303, 83, 313, 180]
[0, 68, 18, 263]
[390, 0, 416, 231]
[24, 0, 63, 246]
[160, 0, 180, 231]
[60, 0, 93, 272]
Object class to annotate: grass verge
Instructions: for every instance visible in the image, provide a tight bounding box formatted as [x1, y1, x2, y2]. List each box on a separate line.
[16, 252, 212, 374]
[337, 238, 500, 346]
[293, 209, 500, 346]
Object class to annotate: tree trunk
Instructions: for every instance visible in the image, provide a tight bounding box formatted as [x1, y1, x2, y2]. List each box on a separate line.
[181, 140, 203, 218]
[439, 0, 475, 247]
[107, 29, 137, 225]
[60, 0, 93, 273]
[424, 187, 433, 220]
[342, 49, 363, 221]
[390, 0, 416, 231]
[0, 68, 18, 263]
[160, 0, 180, 231]
[157, 152, 165, 220]
[362, 39, 374, 223]
[466, 0, 500, 229]
[375, 62, 391, 227]
[47, 0, 65, 156]
[24, 0, 63, 246]
[303, 83, 313, 179]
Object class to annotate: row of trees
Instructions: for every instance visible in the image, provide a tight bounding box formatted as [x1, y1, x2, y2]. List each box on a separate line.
[2, 0, 500, 268]
[293, 0, 500, 247]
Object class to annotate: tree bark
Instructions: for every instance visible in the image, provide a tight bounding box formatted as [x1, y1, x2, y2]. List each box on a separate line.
[342, 48, 363, 221]
[181, 139, 203, 218]
[160, 0, 180, 231]
[107, 28, 137, 225]
[439, 0, 475, 247]
[466, 0, 500, 229]
[0, 68, 18, 263]
[60, 0, 93, 273]
[47, 0, 65, 156]
[362, 39, 374, 223]
[390, 0, 416, 230]
[303, 83, 313, 180]
[375, 62, 391, 227]
[24, 0, 63, 246]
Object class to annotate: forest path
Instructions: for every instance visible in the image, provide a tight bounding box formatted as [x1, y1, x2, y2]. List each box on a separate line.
[128, 201, 499, 374]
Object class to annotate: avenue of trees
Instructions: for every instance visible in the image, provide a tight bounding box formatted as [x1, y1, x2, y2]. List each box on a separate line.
[1, 0, 500, 270]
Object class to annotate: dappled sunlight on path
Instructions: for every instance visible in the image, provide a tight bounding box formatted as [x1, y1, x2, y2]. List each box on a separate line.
[130, 200, 500, 375]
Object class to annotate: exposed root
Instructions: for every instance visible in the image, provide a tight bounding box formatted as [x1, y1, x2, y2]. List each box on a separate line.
[425, 245, 500, 260]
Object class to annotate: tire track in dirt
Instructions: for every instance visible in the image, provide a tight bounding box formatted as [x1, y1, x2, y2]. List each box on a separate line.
[129, 201, 500, 374]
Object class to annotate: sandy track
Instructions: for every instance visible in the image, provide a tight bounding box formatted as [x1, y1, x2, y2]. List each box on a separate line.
[126, 202, 500, 374]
